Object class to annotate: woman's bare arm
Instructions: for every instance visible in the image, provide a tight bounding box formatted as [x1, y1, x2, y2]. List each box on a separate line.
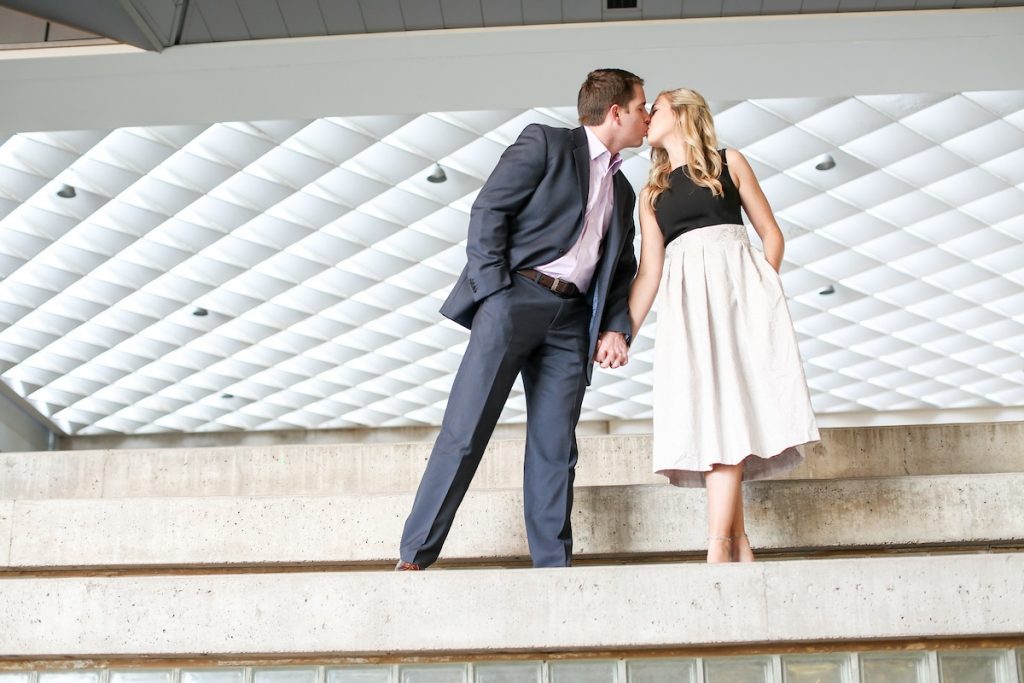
[727, 148, 784, 273]
[628, 188, 667, 340]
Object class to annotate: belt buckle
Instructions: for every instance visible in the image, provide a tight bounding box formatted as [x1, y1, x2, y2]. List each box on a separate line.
[550, 277, 562, 293]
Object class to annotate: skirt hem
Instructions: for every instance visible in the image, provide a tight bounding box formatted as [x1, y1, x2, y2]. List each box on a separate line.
[656, 437, 818, 488]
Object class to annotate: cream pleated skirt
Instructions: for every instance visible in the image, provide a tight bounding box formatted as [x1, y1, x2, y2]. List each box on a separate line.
[653, 223, 820, 487]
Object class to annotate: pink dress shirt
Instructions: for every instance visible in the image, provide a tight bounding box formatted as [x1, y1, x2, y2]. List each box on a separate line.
[537, 127, 623, 294]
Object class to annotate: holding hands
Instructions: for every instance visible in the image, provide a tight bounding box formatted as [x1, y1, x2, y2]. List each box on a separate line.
[593, 331, 629, 369]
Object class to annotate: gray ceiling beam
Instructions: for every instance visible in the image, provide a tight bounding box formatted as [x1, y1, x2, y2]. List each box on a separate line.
[0, 8, 1022, 137]
[0, 0, 173, 50]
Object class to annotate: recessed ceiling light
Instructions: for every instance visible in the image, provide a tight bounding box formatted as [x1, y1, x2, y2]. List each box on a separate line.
[814, 154, 836, 171]
[818, 285, 836, 295]
[192, 307, 209, 316]
[426, 164, 447, 183]
[56, 184, 76, 198]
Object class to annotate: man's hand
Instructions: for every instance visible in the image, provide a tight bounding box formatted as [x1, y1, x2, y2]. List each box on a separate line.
[593, 331, 629, 369]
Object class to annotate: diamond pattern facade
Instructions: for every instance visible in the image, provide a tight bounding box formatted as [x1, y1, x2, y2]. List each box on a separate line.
[1, 91, 1022, 435]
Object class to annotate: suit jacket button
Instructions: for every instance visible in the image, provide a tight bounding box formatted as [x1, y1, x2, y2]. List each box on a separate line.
[557, 249, 566, 255]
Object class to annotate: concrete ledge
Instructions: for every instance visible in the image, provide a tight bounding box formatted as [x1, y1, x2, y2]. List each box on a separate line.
[3, 422, 1023, 500]
[1, 553, 1021, 656]
[5, 474, 1022, 569]
[0, 500, 10, 566]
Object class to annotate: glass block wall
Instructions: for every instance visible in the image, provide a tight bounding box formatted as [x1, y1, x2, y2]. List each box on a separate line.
[0, 650, 1021, 683]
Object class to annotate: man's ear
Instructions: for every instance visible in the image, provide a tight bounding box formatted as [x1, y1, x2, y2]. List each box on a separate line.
[607, 104, 621, 125]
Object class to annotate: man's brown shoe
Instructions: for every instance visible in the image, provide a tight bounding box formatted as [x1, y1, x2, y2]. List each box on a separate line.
[395, 560, 422, 571]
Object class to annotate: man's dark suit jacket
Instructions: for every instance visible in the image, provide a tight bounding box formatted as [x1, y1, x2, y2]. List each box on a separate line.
[440, 124, 639, 382]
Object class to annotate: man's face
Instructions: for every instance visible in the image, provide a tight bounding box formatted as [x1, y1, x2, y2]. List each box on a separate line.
[618, 84, 650, 149]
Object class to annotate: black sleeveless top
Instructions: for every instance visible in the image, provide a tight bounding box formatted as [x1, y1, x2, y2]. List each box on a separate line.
[655, 150, 743, 247]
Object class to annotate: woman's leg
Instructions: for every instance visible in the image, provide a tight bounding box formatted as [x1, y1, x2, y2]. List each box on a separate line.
[704, 463, 744, 563]
[730, 482, 755, 562]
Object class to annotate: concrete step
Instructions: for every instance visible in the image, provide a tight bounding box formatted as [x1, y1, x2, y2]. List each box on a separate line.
[1, 552, 1021, 657]
[2, 421, 1022, 500]
[3, 473, 1020, 570]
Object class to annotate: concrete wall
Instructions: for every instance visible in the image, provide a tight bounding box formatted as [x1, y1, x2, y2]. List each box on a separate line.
[0, 423, 1020, 661]
[0, 388, 50, 454]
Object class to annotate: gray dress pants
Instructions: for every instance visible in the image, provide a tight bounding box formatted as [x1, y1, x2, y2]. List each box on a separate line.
[399, 273, 591, 568]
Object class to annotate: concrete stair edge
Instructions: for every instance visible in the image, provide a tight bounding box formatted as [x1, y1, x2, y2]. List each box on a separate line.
[3, 472, 1021, 569]
[3, 421, 1023, 500]
[1, 553, 1022, 657]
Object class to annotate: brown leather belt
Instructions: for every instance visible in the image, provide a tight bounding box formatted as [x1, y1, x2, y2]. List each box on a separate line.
[517, 269, 581, 298]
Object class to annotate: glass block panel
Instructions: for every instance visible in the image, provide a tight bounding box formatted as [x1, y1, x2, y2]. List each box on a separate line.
[0, 675, 31, 683]
[626, 659, 698, 683]
[111, 673, 172, 683]
[938, 651, 1005, 683]
[473, 662, 542, 683]
[860, 653, 927, 683]
[181, 671, 245, 683]
[39, 674, 99, 683]
[549, 661, 618, 683]
[255, 670, 317, 683]
[328, 668, 391, 683]
[398, 666, 466, 683]
[704, 657, 772, 683]
[783, 655, 850, 683]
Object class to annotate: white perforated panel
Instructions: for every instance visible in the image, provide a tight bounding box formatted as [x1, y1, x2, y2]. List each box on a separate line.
[1, 91, 1022, 435]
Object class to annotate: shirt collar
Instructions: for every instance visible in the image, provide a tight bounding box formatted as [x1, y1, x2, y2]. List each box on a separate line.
[584, 126, 623, 175]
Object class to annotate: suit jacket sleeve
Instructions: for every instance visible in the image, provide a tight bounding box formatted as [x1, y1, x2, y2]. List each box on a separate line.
[465, 123, 548, 302]
[599, 183, 639, 343]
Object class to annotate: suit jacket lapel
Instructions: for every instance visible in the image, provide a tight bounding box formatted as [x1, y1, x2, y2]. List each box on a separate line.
[606, 172, 628, 254]
[572, 127, 590, 217]
[587, 173, 629, 301]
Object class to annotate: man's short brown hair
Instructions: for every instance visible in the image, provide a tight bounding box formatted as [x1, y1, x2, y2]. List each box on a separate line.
[577, 68, 644, 126]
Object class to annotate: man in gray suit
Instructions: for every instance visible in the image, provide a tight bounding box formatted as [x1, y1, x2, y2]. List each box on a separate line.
[397, 69, 649, 569]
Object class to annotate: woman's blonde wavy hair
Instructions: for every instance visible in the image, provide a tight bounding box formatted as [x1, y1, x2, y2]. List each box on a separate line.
[644, 88, 722, 212]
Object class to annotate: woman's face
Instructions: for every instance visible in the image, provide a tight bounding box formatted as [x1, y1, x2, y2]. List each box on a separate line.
[646, 96, 678, 149]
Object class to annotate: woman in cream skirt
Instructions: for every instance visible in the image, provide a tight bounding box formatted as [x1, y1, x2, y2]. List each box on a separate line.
[629, 88, 820, 563]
